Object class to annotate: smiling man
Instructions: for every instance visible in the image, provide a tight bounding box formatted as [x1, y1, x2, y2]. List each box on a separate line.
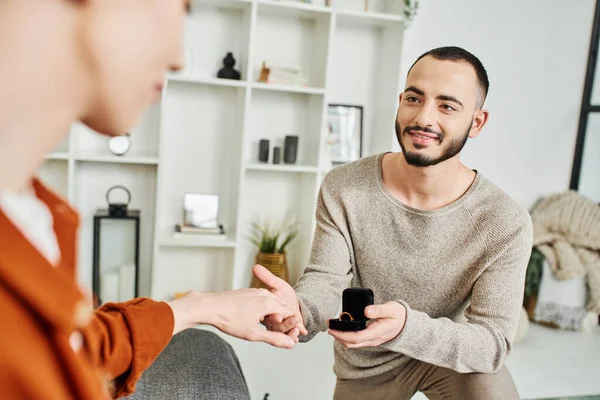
[255, 46, 533, 399]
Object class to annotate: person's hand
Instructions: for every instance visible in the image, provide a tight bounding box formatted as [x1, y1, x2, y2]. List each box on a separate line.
[252, 264, 308, 340]
[328, 301, 407, 348]
[167, 289, 297, 349]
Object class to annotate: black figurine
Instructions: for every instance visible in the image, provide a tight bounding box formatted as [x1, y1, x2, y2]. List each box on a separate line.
[217, 52, 241, 80]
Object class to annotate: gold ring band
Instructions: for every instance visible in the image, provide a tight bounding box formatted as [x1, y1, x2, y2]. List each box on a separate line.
[340, 312, 354, 321]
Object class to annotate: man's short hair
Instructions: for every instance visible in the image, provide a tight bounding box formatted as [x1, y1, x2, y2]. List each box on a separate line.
[408, 46, 489, 108]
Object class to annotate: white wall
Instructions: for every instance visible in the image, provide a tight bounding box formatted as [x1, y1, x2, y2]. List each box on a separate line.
[399, 0, 595, 210]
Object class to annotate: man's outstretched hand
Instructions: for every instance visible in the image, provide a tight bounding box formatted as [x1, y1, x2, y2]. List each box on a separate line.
[252, 264, 308, 341]
[328, 301, 406, 348]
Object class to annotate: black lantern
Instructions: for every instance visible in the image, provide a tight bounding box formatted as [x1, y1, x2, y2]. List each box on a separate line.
[92, 185, 140, 305]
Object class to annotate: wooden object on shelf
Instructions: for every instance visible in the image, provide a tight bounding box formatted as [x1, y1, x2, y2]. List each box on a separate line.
[258, 62, 270, 83]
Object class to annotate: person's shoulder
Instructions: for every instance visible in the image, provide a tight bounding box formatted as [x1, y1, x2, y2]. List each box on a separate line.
[466, 174, 533, 241]
[321, 153, 382, 193]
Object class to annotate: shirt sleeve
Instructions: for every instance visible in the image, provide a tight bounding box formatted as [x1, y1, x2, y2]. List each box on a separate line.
[381, 216, 534, 373]
[295, 176, 354, 342]
[81, 298, 174, 398]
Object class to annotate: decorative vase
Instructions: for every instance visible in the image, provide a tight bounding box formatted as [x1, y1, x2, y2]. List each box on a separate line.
[217, 52, 241, 80]
[251, 252, 289, 289]
[273, 147, 281, 164]
[258, 139, 270, 162]
[284, 135, 298, 164]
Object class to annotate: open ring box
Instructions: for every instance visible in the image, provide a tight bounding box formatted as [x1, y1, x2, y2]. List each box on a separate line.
[329, 288, 374, 331]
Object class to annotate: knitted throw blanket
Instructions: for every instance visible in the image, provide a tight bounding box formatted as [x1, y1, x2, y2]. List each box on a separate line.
[531, 190, 600, 313]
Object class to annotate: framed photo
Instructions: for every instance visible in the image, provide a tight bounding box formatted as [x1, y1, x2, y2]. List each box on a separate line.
[327, 104, 363, 164]
[183, 193, 219, 228]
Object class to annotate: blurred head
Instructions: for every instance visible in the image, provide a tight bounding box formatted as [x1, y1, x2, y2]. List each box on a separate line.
[77, 0, 189, 136]
[395, 46, 490, 167]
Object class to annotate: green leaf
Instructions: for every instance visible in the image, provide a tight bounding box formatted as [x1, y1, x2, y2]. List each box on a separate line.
[248, 216, 298, 254]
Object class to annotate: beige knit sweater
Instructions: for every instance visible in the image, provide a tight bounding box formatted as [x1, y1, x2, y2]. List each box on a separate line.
[295, 153, 533, 379]
[531, 190, 600, 313]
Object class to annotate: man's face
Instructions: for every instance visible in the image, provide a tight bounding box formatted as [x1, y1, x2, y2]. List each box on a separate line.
[78, 0, 189, 136]
[395, 56, 485, 167]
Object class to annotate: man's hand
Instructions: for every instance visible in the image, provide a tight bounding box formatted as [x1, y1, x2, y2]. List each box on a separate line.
[167, 288, 297, 349]
[328, 301, 407, 348]
[252, 264, 308, 340]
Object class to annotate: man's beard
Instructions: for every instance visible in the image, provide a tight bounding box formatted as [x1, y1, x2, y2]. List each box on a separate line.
[395, 120, 471, 167]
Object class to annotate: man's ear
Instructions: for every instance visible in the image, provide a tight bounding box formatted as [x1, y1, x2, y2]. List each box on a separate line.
[398, 92, 403, 103]
[469, 109, 489, 139]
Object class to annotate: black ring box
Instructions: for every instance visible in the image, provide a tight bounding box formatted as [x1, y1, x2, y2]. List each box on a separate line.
[329, 288, 374, 331]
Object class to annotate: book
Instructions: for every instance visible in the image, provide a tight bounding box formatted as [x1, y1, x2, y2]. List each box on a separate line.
[172, 231, 229, 241]
[175, 224, 225, 235]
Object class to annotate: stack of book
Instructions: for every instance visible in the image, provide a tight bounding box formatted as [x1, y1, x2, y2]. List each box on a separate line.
[174, 224, 227, 240]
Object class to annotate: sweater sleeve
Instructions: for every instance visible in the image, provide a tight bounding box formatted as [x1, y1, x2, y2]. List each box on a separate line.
[81, 298, 174, 398]
[381, 214, 533, 373]
[295, 176, 354, 342]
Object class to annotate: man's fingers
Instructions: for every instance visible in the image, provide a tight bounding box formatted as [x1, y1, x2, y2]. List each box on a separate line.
[253, 264, 286, 291]
[364, 302, 399, 319]
[265, 298, 294, 319]
[254, 329, 295, 349]
[287, 326, 300, 343]
[261, 314, 281, 328]
[298, 321, 308, 336]
[268, 315, 298, 333]
[328, 320, 387, 344]
[327, 329, 357, 343]
[264, 314, 282, 327]
[327, 330, 381, 348]
[345, 339, 380, 349]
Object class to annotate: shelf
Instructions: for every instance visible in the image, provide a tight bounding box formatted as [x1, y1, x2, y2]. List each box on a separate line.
[159, 229, 237, 249]
[251, 82, 325, 95]
[194, 0, 251, 10]
[169, 75, 248, 89]
[75, 154, 159, 165]
[336, 9, 404, 27]
[245, 163, 319, 173]
[45, 152, 69, 161]
[256, 0, 403, 26]
[257, 0, 331, 19]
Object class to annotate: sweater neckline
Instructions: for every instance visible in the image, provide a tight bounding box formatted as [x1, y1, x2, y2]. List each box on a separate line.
[375, 152, 482, 216]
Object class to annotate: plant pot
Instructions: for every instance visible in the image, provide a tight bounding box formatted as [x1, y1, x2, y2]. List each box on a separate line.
[251, 252, 289, 289]
[524, 293, 538, 321]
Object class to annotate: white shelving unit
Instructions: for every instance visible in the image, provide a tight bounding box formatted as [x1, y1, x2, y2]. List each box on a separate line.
[37, 0, 406, 301]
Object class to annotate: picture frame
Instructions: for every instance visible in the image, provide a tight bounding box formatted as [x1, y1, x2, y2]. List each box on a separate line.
[183, 193, 219, 229]
[327, 104, 363, 164]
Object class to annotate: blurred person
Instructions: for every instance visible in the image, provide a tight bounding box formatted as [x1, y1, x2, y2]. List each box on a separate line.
[0, 1, 299, 399]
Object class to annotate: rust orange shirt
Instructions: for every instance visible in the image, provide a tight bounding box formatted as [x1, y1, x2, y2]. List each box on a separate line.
[0, 180, 174, 399]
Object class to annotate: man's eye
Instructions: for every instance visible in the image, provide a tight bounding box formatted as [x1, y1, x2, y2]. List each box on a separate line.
[441, 104, 456, 111]
[406, 96, 420, 103]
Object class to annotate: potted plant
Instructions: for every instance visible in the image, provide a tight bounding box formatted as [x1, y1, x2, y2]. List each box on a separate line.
[249, 219, 298, 289]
